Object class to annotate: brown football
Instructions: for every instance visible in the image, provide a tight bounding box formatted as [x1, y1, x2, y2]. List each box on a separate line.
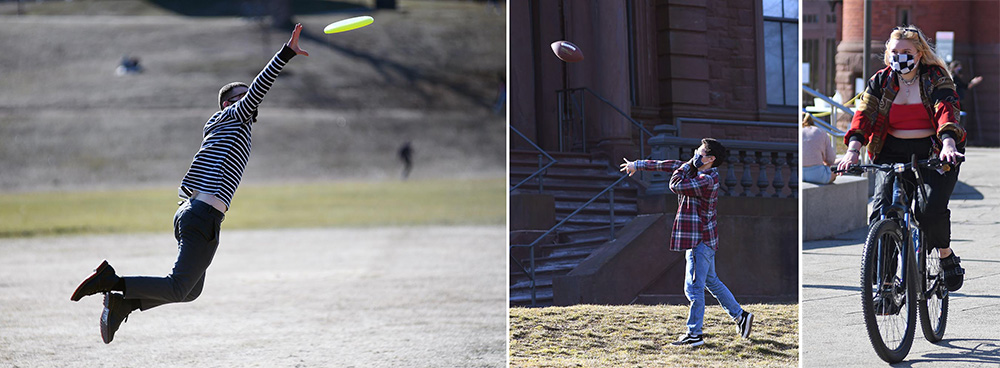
[550, 41, 584, 63]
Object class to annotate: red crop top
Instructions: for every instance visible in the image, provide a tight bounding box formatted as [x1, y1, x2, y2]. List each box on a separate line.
[889, 104, 933, 131]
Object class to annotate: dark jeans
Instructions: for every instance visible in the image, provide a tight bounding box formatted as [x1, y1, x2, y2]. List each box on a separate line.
[871, 135, 960, 249]
[122, 199, 224, 311]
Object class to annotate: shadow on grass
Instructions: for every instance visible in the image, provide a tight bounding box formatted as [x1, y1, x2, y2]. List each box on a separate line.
[296, 29, 493, 109]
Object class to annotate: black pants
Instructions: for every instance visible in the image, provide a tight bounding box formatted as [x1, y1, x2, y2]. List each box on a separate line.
[122, 199, 224, 311]
[871, 135, 960, 249]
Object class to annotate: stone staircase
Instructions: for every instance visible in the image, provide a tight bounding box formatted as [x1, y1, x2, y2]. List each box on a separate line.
[509, 150, 640, 306]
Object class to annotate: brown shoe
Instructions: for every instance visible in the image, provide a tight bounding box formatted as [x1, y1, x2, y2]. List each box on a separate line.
[71, 260, 118, 301]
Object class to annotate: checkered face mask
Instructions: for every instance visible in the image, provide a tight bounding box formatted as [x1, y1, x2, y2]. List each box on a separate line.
[891, 53, 917, 74]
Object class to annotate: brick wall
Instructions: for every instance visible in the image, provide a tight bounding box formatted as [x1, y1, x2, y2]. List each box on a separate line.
[838, 0, 1000, 146]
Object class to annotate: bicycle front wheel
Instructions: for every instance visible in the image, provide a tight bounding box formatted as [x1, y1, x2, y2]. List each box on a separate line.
[861, 219, 916, 363]
[918, 245, 949, 342]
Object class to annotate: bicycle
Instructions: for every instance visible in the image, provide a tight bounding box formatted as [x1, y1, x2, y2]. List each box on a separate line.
[836, 155, 961, 363]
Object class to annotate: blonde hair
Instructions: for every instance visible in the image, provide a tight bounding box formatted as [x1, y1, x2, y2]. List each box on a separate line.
[883, 25, 950, 77]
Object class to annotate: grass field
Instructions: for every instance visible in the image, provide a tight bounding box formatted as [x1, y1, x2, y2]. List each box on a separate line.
[0, 177, 504, 237]
[510, 304, 799, 368]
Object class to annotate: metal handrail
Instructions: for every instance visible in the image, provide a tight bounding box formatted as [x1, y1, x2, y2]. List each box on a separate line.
[803, 112, 846, 138]
[557, 87, 654, 156]
[510, 173, 630, 306]
[802, 85, 855, 116]
[510, 125, 557, 192]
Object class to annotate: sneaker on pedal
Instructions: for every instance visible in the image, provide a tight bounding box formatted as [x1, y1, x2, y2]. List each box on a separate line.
[940, 253, 964, 292]
[670, 333, 704, 347]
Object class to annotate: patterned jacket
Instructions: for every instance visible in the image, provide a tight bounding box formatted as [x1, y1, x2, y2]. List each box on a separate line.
[635, 160, 719, 251]
[846, 64, 965, 160]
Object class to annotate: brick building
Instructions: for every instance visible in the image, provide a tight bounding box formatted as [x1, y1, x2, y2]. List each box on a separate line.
[836, 0, 1000, 146]
[509, 0, 799, 306]
[510, 0, 799, 160]
[802, 0, 842, 98]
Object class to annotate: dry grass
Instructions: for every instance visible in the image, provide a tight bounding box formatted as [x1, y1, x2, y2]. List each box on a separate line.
[510, 304, 799, 368]
[0, 177, 504, 237]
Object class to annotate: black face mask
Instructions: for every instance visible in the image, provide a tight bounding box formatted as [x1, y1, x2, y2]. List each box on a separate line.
[891, 53, 917, 74]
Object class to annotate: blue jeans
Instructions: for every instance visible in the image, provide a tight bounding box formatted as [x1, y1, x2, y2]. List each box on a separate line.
[684, 242, 743, 336]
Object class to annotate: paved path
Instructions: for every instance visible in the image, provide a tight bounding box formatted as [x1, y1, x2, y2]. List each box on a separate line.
[0, 226, 505, 368]
[803, 147, 1000, 367]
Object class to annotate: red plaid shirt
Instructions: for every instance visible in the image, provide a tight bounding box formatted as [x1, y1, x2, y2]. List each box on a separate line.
[635, 160, 719, 251]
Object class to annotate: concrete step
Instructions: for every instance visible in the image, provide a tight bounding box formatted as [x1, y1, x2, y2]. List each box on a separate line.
[509, 157, 607, 170]
[511, 181, 639, 194]
[509, 165, 612, 178]
[551, 191, 638, 204]
[556, 213, 635, 226]
[557, 223, 625, 243]
[510, 150, 594, 164]
[511, 236, 605, 260]
[509, 176, 625, 190]
[554, 201, 638, 215]
[510, 287, 553, 307]
[510, 277, 553, 290]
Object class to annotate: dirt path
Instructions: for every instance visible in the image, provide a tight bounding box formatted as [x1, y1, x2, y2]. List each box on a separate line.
[0, 226, 505, 367]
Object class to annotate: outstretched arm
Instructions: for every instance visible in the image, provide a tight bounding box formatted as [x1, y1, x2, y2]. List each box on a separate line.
[619, 158, 683, 176]
[231, 23, 307, 122]
[287, 23, 309, 57]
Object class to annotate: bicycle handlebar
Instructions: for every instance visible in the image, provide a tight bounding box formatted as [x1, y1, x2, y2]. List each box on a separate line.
[833, 156, 964, 176]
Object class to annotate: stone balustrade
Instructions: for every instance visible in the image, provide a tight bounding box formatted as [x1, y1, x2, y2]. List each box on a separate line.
[647, 126, 798, 198]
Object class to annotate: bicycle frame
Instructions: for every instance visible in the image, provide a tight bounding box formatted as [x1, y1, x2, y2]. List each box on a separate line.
[875, 156, 935, 302]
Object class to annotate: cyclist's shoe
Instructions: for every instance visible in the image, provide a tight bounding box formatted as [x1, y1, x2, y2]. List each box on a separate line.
[670, 333, 704, 347]
[941, 253, 965, 292]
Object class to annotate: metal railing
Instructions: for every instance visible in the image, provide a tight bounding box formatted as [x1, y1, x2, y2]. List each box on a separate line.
[556, 87, 655, 156]
[801, 88, 871, 163]
[510, 173, 631, 306]
[802, 85, 855, 125]
[510, 125, 557, 193]
[803, 112, 846, 138]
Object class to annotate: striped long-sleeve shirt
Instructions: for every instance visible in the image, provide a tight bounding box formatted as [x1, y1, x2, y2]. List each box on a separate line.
[634, 159, 720, 251]
[179, 45, 297, 209]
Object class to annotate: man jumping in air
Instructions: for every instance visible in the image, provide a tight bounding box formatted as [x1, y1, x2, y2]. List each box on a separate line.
[620, 138, 754, 347]
[70, 24, 309, 344]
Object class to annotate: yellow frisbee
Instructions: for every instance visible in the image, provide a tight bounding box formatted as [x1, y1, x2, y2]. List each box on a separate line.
[324, 16, 374, 34]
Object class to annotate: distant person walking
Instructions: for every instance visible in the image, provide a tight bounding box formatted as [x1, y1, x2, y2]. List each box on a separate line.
[70, 24, 309, 344]
[949, 60, 982, 103]
[620, 138, 754, 347]
[399, 141, 413, 180]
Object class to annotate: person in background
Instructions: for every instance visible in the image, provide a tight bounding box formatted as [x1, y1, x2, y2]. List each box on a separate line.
[802, 115, 837, 185]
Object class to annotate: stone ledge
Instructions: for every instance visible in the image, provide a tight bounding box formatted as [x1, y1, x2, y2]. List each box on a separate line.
[803, 175, 869, 241]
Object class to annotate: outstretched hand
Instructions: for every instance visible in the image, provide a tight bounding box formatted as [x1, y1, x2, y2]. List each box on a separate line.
[287, 23, 309, 56]
[619, 158, 637, 176]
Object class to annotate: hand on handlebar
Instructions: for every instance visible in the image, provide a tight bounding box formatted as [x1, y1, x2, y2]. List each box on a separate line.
[836, 150, 860, 174]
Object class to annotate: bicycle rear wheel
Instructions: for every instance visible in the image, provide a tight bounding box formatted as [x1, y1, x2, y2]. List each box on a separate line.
[918, 244, 949, 342]
[861, 219, 916, 363]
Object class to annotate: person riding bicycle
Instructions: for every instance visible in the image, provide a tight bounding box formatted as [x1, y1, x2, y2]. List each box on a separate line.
[837, 26, 966, 302]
